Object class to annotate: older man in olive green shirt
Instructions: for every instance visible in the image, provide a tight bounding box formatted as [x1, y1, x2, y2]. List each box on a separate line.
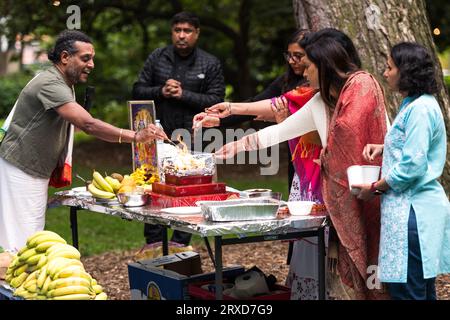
[0, 30, 167, 250]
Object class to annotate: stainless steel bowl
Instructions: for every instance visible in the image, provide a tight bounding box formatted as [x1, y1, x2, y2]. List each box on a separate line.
[117, 192, 149, 207]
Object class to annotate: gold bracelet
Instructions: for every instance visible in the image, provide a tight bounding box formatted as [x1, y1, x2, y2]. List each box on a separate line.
[118, 128, 123, 144]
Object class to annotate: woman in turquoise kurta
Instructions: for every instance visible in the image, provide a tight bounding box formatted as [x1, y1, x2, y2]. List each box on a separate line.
[353, 42, 450, 300]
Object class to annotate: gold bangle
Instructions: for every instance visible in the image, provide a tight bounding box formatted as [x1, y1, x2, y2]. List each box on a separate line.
[118, 128, 123, 144]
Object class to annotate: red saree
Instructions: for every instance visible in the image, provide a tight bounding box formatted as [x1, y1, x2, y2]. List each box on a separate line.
[320, 71, 389, 299]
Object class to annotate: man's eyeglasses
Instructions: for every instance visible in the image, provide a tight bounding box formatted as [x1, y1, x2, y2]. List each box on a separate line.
[283, 52, 304, 63]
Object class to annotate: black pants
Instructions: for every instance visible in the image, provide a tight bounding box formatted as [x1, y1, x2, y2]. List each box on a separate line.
[386, 207, 436, 300]
[144, 224, 192, 246]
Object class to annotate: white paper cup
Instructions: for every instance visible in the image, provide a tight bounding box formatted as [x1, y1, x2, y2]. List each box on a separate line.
[347, 165, 380, 195]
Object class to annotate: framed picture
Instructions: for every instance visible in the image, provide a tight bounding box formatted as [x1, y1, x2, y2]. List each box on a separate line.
[128, 100, 157, 172]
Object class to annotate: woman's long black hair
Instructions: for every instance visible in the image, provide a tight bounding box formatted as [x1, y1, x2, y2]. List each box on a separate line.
[303, 37, 359, 108]
[390, 42, 438, 97]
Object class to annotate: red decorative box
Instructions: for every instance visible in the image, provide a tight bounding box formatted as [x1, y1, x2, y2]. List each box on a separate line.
[148, 192, 239, 208]
[164, 174, 213, 186]
[152, 182, 226, 197]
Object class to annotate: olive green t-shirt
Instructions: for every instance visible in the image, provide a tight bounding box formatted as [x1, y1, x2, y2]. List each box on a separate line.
[0, 66, 75, 178]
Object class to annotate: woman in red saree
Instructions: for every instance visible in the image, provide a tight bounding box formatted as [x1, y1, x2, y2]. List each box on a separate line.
[215, 34, 390, 299]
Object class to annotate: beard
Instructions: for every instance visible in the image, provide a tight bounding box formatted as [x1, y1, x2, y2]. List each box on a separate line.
[66, 65, 84, 84]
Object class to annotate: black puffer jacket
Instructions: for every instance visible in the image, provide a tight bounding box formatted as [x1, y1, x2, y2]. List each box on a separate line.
[132, 45, 225, 135]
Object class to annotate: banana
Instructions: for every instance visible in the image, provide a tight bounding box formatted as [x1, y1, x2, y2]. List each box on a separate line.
[18, 248, 36, 262]
[93, 171, 114, 193]
[48, 285, 93, 298]
[47, 249, 81, 261]
[54, 267, 89, 280]
[47, 257, 83, 278]
[5, 273, 13, 283]
[13, 287, 28, 297]
[24, 280, 38, 293]
[28, 232, 65, 248]
[92, 179, 102, 190]
[37, 265, 48, 288]
[105, 176, 122, 193]
[26, 264, 39, 273]
[45, 243, 69, 255]
[26, 230, 60, 246]
[91, 278, 97, 286]
[52, 293, 93, 300]
[49, 277, 92, 291]
[92, 284, 103, 294]
[88, 183, 116, 199]
[36, 254, 48, 269]
[26, 253, 44, 265]
[13, 263, 28, 277]
[21, 291, 38, 300]
[41, 275, 52, 295]
[24, 270, 39, 284]
[34, 295, 47, 300]
[35, 240, 66, 253]
[17, 246, 30, 256]
[10, 272, 29, 288]
[94, 292, 108, 300]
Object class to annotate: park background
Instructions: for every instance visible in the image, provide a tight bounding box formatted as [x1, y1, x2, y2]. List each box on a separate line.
[0, 0, 449, 299]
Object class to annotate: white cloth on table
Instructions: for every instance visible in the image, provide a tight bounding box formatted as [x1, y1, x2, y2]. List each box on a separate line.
[0, 157, 49, 251]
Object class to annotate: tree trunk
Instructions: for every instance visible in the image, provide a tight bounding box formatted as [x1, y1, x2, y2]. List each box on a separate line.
[293, 0, 450, 195]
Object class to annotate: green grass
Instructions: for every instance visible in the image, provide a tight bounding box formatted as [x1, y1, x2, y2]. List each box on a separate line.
[45, 163, 289, 256]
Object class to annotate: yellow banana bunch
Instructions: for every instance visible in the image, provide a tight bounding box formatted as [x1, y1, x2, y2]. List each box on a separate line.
[93, 171, 114, 193]
[26, 231, 66, 248]
[88, 183, 116, 199]
[105, 176, 122, 193]
[7, 230, 105, 300]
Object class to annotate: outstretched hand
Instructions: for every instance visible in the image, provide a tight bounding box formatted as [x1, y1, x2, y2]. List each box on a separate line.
[136, 124, 168, 143]
[192, 112, 220, 130]
[214, 140, 244, 159]
[205, 102, 232, 118]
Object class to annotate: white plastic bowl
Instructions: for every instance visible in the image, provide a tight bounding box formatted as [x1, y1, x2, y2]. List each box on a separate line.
[347, 165, 380, 195]
[286, 201, 315, 216]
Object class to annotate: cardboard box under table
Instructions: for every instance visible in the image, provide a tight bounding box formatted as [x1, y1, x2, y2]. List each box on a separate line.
[128, 251, 244, 300]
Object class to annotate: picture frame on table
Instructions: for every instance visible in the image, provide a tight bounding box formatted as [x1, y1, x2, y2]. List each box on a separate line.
[128, 100, 158, 172]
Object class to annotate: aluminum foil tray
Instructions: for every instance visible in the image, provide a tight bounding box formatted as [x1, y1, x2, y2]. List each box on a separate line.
[197, 198, 280, 222]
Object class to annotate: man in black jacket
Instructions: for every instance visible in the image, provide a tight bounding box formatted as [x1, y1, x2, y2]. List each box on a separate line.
[132, 12, 225, 246]
[132, 11, 225, 137]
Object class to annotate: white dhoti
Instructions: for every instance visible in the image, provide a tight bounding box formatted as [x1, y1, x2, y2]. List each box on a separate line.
[0, 157, 49, 251]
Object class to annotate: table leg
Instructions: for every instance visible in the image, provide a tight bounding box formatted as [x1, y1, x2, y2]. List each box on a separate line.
[214, 236, 223, 300]
[203, 237, 216, 268]
[70, 207, 79, 249]
[318, 226, 326, 300]
[162, 226, 168, 256]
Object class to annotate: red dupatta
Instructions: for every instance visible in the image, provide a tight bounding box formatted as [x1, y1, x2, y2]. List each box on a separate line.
[321, 71, 389, 299]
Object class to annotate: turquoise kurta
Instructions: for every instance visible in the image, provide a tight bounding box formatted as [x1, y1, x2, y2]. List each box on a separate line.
[379, 94, 450, 283]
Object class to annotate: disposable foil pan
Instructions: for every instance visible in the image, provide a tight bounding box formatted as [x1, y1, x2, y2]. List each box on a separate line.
[197, 198, 280, 222]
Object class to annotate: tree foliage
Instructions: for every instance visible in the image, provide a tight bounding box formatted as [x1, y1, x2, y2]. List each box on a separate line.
[0, 0, 296, 115]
